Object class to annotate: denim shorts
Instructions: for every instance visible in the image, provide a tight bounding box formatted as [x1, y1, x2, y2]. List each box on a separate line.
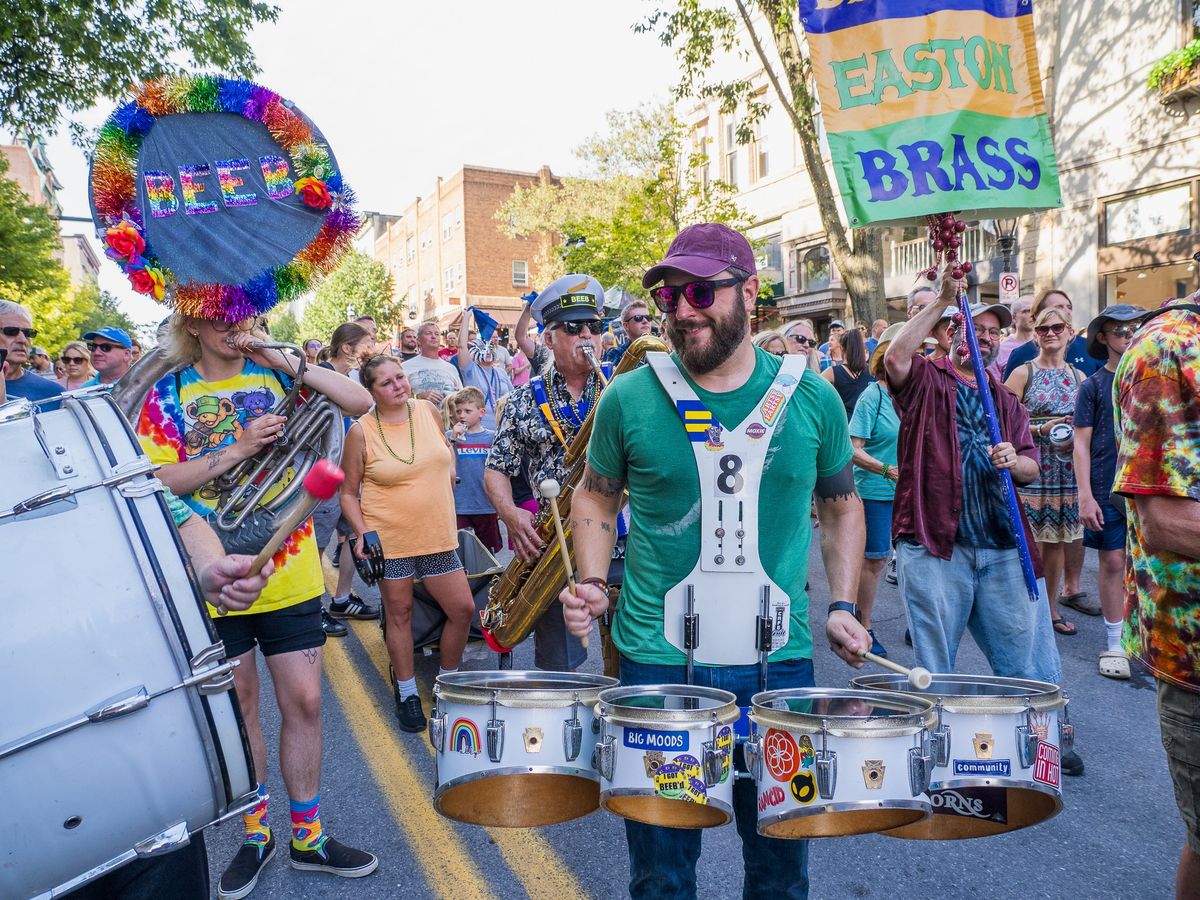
[862, 498, 894, 560]
[1082, 501, 1126, 552]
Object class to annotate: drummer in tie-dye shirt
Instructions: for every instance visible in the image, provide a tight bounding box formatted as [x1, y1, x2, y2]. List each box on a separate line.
[1112, 298, 1200, 884]
[136, 314, 378, 888]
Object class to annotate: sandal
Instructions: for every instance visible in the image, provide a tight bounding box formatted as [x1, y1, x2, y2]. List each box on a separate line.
[1099, 650, 1131, 679]
[1059, 591, 1101, 616]
[1052, 617, 1077, 636]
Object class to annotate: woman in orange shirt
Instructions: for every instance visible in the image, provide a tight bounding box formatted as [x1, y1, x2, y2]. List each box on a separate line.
[341, 355, 476, 732]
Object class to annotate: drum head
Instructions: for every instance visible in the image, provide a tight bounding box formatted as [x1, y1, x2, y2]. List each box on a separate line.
[602, 794, 731, 829]
[435, 773, 598, 828]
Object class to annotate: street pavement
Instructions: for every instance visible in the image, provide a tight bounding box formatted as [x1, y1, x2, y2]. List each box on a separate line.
[207, 535, 1180, 899]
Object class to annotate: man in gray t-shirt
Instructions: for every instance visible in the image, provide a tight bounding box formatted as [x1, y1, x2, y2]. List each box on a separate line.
[403, 320, 462, 403]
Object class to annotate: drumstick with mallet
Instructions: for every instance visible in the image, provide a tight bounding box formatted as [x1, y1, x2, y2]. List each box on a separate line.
[859, 649, 933, 690]
[215, 459, 345, 615]
[540, 478, 589, 649]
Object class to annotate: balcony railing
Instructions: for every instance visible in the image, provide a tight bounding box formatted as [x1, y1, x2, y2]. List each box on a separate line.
[888, 226, 990, 277]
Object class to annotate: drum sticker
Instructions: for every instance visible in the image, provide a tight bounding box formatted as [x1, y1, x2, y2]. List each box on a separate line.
[759, 389, 786, 426]
[715, 726, 734, 784]
[758, 785, 786, 812]
[654, 755, 708, 804]
[797, 735, 816, 769]
[790, 770, 817, 805]
[862, 760, 886, 789]
[1030, 711, 1050, 742]
[451, 718, 481, 756]
[523, 727, 544, 753]
[953, 759, 1012, 778]
[643, 751, 666, 778]
[1033, 742, 1061, 789]
[623, 727, 688, 752]
[763, 729, 800, 782]
[929, 787, 1008, 824]
[972, 732, 994, 759]
[745, 422, 767, 440]
[676, 400, 718, 444]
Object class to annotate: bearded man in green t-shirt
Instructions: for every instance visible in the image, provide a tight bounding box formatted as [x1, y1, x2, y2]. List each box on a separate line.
[559, 223, 870, 900]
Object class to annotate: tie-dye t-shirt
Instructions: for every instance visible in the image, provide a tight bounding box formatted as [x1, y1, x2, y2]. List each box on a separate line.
[1113, 307, 1200, 691]
[137, 360, 323, 617]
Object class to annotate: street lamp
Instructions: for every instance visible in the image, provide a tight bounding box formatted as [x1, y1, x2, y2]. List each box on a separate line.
[991, 217, 1020, 273]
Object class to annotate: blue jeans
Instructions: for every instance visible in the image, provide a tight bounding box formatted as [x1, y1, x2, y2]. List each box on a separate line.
[618, 656, 814, 900]
[896, 540, 1062, 684]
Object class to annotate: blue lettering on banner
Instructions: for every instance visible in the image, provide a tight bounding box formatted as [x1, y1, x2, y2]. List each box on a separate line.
[952, 758, 1012, 777]
[623, 727, 689, 751]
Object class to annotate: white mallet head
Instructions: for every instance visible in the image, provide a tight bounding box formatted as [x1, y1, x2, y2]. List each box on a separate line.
[909, 667, 933, 691]
[539, 478, 561, 500]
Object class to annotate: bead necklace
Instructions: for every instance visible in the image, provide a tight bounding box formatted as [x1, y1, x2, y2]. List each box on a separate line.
[548, 369, 601, 434]
[949, 363, 978, 390]
[375, 400, 416, 464]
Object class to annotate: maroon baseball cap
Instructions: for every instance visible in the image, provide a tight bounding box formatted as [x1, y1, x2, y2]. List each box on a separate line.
[643, 223, 756, 289]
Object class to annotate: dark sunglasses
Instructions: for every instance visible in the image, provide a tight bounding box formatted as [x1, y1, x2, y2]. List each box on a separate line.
[788, 334, 816, 348]
[625, 314, 652, 324]
[1105, 324, 1138, 339]
[554, 319, 603, 336]
[1034, 323, 1067, 336]
[650, 277, 744, 314]
[62, 355, 87, 364]
[87, 341, 123, 353]
[1, 326, 37, 339]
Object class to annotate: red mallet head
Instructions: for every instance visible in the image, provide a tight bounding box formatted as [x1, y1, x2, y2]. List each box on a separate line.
[302, 459, 345, 501]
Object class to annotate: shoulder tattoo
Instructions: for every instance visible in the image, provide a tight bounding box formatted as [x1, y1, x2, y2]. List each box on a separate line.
[581, 462, 626, 499]
[814, 462, 858, 503]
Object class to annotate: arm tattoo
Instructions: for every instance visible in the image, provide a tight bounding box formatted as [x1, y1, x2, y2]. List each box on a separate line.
[581, 463, 626, 499]
[600, 521, 613, 533]
[206, 449, 227, 471]
[814, 463, 859, 503]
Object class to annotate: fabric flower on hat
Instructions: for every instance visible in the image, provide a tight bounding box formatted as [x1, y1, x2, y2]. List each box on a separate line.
[294, 177, 332, 210]
[105, 221, 146, 261]
[129, 264, 166, 300]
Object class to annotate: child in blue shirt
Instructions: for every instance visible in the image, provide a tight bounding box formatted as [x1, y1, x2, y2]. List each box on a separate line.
[446, 387, 501, 552]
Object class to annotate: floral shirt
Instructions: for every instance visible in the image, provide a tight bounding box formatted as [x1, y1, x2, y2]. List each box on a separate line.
[1113, 307, 1200, 691]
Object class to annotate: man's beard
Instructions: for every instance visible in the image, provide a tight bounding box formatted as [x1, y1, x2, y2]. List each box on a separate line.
[665, 301, 748, 374]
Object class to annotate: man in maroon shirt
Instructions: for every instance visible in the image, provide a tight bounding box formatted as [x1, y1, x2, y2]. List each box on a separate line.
[883, 271, 1082, 775]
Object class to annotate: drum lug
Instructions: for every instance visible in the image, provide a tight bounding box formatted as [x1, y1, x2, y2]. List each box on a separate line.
[743, 736, 763, 783]
[563, 700, 583, 762]
[429, 711, 446, 754]
[486, 695, 505, 764]
[1016, 703, 1039, 769]
[908, 731, 933, 797]
[133, 821, 190, 858]
[190, 643, 235, 695]
[592, 734, 615, 781]
[1059, 697, 1075, 751]
[931, 702, 952, 768]
[701, 740, 724, 785]
[815, 720, 837, 800]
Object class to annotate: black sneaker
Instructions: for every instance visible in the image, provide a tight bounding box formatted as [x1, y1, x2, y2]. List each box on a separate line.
[218, 834, 275, 900]
[1061, 748, 1084, 777]
[321, 609, 348, 637]
[396, 693, 426, 733]
[329, 593, 380, 620]
[289, 836, 378, 878]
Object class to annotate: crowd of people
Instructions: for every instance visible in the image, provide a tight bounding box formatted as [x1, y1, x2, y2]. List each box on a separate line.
[3, 222, 1196, 900]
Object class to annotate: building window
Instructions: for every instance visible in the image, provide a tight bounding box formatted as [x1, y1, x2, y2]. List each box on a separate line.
[1104, 184, 1193, 245]
[750, 126, 769, 183]
[456, 261, 464, 282]
[692, 120, 710, 192]
[421, 227, 433, 249]
[442, 213, 454, 241]
[757, 235, 782, 296]
[801, 246, 831, 292]
[406, 236, 415, 262]
[1192, 0, 1200, 37]
[512, 260, 528, 287]
[454, 205, 462, 228]
[444, 266, 454, 292]
[723, 122, 739, 189]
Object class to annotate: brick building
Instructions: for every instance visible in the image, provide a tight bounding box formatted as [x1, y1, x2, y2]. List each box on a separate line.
[371, 165, 558, 335]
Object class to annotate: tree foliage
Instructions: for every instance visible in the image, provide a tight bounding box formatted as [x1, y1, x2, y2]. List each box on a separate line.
[76, 280, 140, 337]
[0, 154, 70, 296]
[300, 251, 397, 343]
[497, 103, 754, 297]
[638, 0, 887, 323]
[267, 306, 301, 344]
[0, 0, 278, 136]
[27, 285, 93, 355]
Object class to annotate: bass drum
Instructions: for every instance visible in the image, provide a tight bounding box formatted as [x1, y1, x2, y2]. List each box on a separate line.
[0, 392, 257, 899]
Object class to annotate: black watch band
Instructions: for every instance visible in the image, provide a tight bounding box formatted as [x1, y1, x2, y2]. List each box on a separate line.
[827, 601, 860, 621]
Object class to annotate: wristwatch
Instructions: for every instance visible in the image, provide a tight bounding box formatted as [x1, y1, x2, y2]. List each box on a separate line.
[827, 600, 861, 621]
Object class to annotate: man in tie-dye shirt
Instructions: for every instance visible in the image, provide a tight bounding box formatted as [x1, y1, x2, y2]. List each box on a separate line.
[137, 314, 378, 897]
[1113, 298, 1200, 897]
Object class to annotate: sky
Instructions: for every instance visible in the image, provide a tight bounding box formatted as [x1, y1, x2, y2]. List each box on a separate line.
[41, 0, 681, 326]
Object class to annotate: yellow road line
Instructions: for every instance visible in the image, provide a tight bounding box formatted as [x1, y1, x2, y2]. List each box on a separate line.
[350, 621, 590, 900]
[322, 636, 495, 900]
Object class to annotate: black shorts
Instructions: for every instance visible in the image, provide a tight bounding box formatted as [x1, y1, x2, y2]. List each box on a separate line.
[213, 596, 326, 659]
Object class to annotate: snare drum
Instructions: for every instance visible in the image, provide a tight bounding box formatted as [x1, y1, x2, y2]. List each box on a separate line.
[0, 393, 257, 899]
[593, 685, 740, 829]
[746, 688, 937, 838]
[430, 671, 617, 827]
[851, 673, 1072, 839]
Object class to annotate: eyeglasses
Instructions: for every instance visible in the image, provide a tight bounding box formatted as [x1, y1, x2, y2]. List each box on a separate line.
[62, 355, 87, 365]
[788, 334, 816, 348]
[1034, 323, 1067, 336]
[554, 319, 603, 336]
[209, 318, 257, 334]
[1, 326, 37, 339]
[1105, 325, 1138, 339]
[625, 314, 652, 324]
[650, 277, 744, 314]
[975, 327, 1004, 339]
[87, 341, 123, 353]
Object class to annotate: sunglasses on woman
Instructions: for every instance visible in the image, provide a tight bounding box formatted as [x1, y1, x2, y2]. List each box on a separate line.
[650, 277, 744, 314]
[1034, 323, 1067, 336]
[62, 355, 87, 365]
[554, 319, 603, 336]
[788, 334, 816, 348]
[1, 326, 37, 339]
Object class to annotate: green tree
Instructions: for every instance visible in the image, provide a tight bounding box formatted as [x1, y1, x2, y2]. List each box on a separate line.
[638, 1, 888, 323]
[76, 281, 139, 337]
[267, 306, 300, 344]
[300, 251, 397, 342]
[0, 0, 278, 135]
[497, 103, 754, 297]
[0, 155, 70, 295]
[27, 284, 92, 355]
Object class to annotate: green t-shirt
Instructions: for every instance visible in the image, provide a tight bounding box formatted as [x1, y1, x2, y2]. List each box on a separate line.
[588, 348, 853, 666]
[848, 380, 899, 501]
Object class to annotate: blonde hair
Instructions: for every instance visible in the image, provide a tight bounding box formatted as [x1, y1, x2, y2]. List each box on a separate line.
[1031, 289, 1072, 321]
[159, 315, 268, 372]
[60, 340, 93, 374]
[440, 392, 457, 429]
[1033, 306, 1072, 330]
[752, 330, 786, 353]
[453, 386, 486, 409]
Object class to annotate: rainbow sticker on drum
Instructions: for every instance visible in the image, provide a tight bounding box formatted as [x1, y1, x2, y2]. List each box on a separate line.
[451, 718, 481, 756]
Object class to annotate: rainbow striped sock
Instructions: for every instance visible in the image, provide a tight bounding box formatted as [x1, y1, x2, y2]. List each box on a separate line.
[242, 784, 270, 846]
[289, 795, 327, 852]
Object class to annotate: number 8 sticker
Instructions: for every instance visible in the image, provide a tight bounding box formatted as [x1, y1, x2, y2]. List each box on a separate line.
[715, 454, 744, 496]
